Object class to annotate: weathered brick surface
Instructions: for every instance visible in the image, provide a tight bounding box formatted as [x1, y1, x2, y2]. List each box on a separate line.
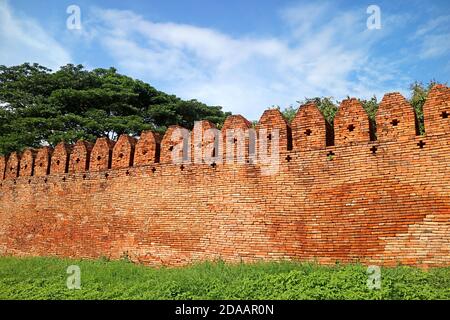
[0, 88, 449, 268]
[0, 155, 7, 180]
[51, 142, 71, 174]
[376, 92, 416, 141]
[291, 102, 327, 150]
[69, 140, 93, 173]
[34, 147, 52, 177]
[89, 138, 115, 172]
[5, 152, 19, 179]
[334, 98, 371, 146]
[191, 120, 217, 164]
[423, 84, 450, 136]
[256, 109, 291, 156]
[160, 125, 190, 164]
[134, 131, 160, 166]
[112, 135, 137, 169]
[19, 149, 36, 177]
[221, 115, 252, 163]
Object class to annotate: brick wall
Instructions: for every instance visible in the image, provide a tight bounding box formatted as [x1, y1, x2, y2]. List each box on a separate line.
[0, 85, 449, 267]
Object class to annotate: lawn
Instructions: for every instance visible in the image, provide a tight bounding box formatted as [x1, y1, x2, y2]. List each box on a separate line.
[0, 256, 449, 300]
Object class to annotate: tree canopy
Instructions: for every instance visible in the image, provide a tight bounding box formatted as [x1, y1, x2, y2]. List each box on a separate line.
[0, 63, 230, 155]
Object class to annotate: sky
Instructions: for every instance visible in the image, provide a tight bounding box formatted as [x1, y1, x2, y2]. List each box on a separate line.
[1, 0, 449, 120]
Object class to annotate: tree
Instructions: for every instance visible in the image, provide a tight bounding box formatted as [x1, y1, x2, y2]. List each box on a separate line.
[0, 63, 230, 155]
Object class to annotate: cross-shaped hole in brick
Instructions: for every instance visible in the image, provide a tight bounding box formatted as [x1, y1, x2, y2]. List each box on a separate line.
[417, 140, 426, 149]
[267, 134, 272, 141]
[75, 158, 80, 163]
[118, 153, 124, 159]
[304, 129, 312, 136]
[347, 124, 355, 132]
[285, 155, 292, 162]
[180, 164, 185, 171]
[151, 167, 156, 173]
[233, 137, 238, 143]
[56, 160, 60, 165]
[391, 119, 400, 126]
[211, 162, 217, 168]
[97, 156, 101, 161]
[441, 111, 449, 119]
[370, 146, 378, 154]
[327, 151, 335, 161]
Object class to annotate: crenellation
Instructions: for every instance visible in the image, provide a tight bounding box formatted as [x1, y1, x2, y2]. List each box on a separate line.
[334, 98, 371, 146]
[221, 115, 252, 163]
[112, 134, 137, 169]
[0, 155, 6, 180]
[160, 125, 190, 164]
[256, 109, 291, 154]
[34, 147, 52, 177]
[19, 149, 36, 177]
[51, 142, 72, 174]
[5, 152, 20, 179]
[89, 137, 115, 172]
[69, 140, 93, 173]
[376, 92, 416, 142]
[134, 131, 161, 166]
[423, 84, 450, 136]
[291, 102, 327, 150]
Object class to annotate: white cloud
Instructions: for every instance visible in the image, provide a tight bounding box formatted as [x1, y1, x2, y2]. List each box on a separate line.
[413, 15, 450, 59]
[84, 4, 409, 119]
[0, 0, 71, 70]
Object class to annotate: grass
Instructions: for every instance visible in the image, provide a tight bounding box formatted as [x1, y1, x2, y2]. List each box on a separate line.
[0, 256, 449, 300]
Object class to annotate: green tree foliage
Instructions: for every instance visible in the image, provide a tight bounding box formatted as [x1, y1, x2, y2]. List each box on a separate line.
[0, 63, 230, 155]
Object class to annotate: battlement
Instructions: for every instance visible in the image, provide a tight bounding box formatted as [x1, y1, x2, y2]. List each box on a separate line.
[1, 85, 448, 177]
[0, 85, 449, 267]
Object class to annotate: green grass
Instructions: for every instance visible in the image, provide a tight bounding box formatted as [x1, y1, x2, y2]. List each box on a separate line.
[0, 256, 449, 300]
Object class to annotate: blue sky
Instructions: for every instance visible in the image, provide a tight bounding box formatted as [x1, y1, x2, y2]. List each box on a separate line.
[1, 0, 449, 120]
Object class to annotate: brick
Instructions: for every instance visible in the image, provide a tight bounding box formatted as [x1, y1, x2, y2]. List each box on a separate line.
[291, 102, 327, 150]
[0, 155, 6, 180]
[256, 109, 291, 154]
[89, 137, 115, 172]
[221, 115, 252, 163]
[69, 140, 93, 173]
[5, 152, 19, 179]
[34, 147, 52, 177]
[334, 98, 370, 145]
[51, 142, 71, 174]
[19, 149, 36, 177]
[376, 92, 416, 141]
[112, 135, 137, 169]
[423, 84, 450, 136]
[160, 125, 190, 164]
[134, 131, 161, 166]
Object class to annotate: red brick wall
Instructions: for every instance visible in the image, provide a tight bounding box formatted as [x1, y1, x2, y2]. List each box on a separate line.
[0, 86, 449, 267]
